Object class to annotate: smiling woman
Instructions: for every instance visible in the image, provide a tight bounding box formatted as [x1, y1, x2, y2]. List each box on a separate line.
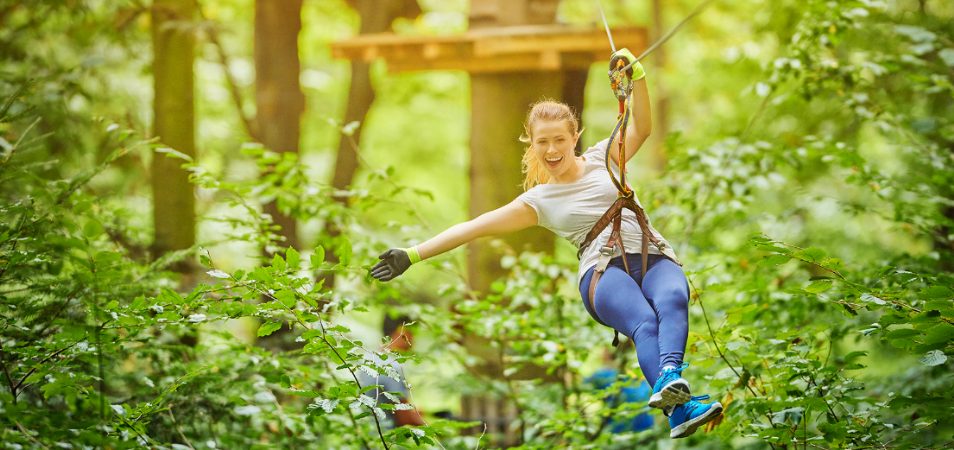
[519, 100, 584, 187]
[370, 48, 723, 439]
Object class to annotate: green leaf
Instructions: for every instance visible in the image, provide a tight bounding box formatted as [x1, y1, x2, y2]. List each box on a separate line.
[302, 329, 323, 340]
[751, 239, 790, 254]
[843, 351, 868, 363]
[760, 254, 792, 266]
[207, 269, 230, 279]
[921, 324, 954, 347]
[919, 350, 947, 366]
[156, 146, 194, 162]
[924, 300, 954, 314]
[286, 247, 300, 268]
[921, 286, 953, 300]
[130, 296, 147, 310]
[276, 290, 297, 309]
[160, 288, 185, 305]
[272, 253, 286, 271]
[336, 239, 352, 266]
[798, 247, 827, 263]
[311, 246, 325, 268]
[726, 340, 748, 351]
[939, 48, 954, 67]
[860, 293, 886, 305]
[257, 321, 283, 337]
[804, 278, 833, 294]
[83, 219, 103, 238]
[886, 328, 919, 342]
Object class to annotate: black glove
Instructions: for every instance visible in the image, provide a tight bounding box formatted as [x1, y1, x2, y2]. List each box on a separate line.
[370, 248, 412, 282]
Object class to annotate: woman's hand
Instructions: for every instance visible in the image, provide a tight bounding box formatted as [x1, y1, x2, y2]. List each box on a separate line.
[609, 48, 644, 80]
[370, 248, 412, 282]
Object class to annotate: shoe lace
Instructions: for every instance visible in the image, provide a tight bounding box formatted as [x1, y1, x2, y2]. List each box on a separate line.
[660, 362, 690, 379]
[685, 395, 712, 415]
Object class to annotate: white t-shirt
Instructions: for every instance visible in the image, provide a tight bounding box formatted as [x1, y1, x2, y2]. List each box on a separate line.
[517, 139, 681, 280]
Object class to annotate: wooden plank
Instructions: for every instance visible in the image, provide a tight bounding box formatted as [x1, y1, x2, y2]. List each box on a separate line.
[385, 51, 608, 74]
[331, 25, 648, 73]
[472, 28, 643, 56]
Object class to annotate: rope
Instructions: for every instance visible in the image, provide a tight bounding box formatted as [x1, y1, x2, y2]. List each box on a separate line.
[596, 0, 617, 53]
[593, 0, 717, 197]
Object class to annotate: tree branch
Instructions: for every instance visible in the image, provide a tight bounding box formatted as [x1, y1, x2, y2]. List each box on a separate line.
[0, 338, 18, 403]
[194, 0, 259, 141]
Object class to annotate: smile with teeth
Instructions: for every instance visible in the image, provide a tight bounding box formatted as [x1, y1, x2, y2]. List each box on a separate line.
[545, 155, 563, 164]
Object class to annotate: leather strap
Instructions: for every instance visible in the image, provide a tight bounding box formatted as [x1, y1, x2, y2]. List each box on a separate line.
[587, 241, 621, 347]
[578, 195, 669, 274]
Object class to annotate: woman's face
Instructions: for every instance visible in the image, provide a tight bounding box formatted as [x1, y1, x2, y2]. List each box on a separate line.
[531, 119, 578, 179]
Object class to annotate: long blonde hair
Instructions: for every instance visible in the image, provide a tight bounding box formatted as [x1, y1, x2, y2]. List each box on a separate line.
[519, 99, 581, 190]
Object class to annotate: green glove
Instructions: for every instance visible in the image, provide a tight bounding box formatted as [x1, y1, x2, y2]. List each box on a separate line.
[609, 48, 645, 81]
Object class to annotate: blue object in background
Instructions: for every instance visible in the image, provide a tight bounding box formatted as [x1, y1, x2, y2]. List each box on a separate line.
[586, 367, 654, 433]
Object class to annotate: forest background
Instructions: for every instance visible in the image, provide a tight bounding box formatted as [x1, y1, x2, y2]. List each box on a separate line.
[1, 0, 952, 448]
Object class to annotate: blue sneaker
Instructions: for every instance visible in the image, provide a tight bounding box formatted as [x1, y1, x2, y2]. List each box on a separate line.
[648, 363, 691, 409]
[669, 395, 724, 439]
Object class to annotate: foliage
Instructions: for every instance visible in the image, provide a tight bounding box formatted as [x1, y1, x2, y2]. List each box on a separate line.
[1, 0, 953, 449]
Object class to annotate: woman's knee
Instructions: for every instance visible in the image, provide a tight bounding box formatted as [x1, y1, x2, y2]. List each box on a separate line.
[654, 284, 689, 310]
[644, 263, 689, 309]
[592, 271, 655, 327]
[631, 317, 658, 340]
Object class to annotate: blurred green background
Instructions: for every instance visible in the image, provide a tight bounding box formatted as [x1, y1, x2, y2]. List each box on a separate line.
[1, 0, 952, 448]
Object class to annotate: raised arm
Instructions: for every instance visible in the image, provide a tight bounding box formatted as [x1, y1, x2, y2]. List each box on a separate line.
[607, 51, 652, 167]
[370, 199, 538, 281]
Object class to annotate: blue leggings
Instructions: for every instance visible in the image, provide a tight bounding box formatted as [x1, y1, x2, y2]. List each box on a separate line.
[579, 253, 689, 388]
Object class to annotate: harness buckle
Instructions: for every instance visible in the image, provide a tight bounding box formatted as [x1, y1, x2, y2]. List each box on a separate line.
[599, 245, 615, 257]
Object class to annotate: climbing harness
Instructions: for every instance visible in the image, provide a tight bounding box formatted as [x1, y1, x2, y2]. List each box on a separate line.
[581, 0, 712, 346]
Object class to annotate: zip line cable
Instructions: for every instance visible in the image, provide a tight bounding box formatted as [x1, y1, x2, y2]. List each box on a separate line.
[595, 0, 717, 67]
[596, 0, 617, 53]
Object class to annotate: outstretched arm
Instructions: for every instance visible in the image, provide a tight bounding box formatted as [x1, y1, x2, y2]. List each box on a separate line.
[371, 199, 538, 281]
[418, 199, 537, 259]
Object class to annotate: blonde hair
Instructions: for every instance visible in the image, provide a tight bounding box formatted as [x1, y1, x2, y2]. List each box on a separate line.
[519, 100, 581, 190]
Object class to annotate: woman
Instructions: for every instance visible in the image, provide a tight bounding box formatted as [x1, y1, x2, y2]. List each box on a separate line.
[370, 49, 722, 439]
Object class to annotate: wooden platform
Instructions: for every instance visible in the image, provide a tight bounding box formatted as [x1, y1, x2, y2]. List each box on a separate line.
[331, 24, 648, 73]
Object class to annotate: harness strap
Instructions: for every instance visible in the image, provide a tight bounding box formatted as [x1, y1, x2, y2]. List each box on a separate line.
[578, 196, 669, 280]
[582, 196, 674, 347]
[587, 241, 619, 347]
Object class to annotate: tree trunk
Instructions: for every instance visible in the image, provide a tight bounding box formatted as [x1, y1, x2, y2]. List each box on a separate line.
[562, 69, 588, 155]
[255, 0, 304, 249]
[334, 1, 421, 192]
[467, 72, 557, 291]
[326, 0, 421, 280]
[151, 0, 196, 270]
